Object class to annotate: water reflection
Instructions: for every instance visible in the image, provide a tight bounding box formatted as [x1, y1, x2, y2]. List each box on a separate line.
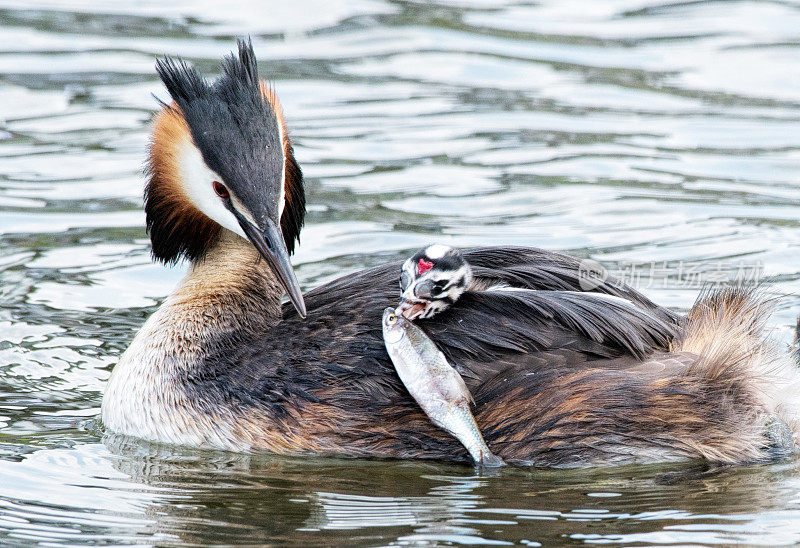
[4, 438, 789, 545]
[5, 432, 800, 544]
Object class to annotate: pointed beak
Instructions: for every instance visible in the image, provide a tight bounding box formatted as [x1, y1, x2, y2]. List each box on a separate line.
[235, 214, 307, 319]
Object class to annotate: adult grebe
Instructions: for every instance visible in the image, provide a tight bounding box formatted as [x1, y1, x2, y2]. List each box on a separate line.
[102, 40, 800, 466]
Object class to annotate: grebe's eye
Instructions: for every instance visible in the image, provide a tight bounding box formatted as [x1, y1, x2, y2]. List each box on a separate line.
[212, 181, 229, 199]
[388, 313, 396, 324]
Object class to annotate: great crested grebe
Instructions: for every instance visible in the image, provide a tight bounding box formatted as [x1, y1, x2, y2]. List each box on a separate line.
[102, 40, 800, 466]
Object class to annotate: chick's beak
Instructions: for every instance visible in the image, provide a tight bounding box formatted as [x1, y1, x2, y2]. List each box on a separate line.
[396, 294, 427, 320]
[235, 213, 307, 319]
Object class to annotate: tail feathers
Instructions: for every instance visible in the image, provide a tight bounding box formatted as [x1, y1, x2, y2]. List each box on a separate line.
[679, 285, 775, 386]
[674, 285, 800, 458]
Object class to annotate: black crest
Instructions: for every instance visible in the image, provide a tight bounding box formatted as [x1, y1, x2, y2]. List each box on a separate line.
[147, 39, 305, 262]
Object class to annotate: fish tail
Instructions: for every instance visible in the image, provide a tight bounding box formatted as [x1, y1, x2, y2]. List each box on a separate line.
[450, 409, 506, 467]
[477, 450, 506, 468]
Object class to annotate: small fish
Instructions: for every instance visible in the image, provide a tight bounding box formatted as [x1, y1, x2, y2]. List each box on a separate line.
[382, 307, 505, 467]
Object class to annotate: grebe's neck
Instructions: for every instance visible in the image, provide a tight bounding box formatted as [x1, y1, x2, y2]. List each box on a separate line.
[102, 228, 285, 448]
[170, 228, 284, 343]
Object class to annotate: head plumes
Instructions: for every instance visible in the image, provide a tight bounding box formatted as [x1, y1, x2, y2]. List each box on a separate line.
[145, 39, 307, 316]
[145, 39, 305, 266]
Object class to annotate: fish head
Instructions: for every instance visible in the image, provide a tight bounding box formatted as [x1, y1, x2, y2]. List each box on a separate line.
[382, 306, 407, 345]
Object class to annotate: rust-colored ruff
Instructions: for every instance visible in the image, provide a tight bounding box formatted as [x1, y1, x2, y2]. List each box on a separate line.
[145, 84, 304, 263]
[145, 105, 221, 263]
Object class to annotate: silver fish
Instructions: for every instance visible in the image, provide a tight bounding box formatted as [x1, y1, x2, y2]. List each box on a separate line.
[382, 307, 505, 467]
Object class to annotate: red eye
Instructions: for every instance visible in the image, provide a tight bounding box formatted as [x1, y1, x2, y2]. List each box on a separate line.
[212, 181, 229, 198]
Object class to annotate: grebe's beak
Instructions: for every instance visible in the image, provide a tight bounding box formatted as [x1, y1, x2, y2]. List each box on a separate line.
[234, 212, 307, 319]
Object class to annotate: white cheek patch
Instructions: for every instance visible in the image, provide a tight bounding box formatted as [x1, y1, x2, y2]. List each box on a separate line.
[424, 273, 449, 284]
[400, 259, 416, 291]
[177, 140, 247, 240]
[228, 192, 258, 228]
[447, 265, 471, 284]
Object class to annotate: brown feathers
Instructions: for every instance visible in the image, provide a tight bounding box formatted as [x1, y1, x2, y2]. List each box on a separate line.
[145, 105, 221, 264]
[110, 220, 800, 465]
[200, 255, 797, 465]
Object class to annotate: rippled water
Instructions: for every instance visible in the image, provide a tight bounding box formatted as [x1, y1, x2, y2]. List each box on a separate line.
[2, 0, 800, 545]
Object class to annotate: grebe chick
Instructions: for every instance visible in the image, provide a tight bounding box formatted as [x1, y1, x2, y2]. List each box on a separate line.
[398, 245, 472, 320]
[397, 244, 639, 322]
